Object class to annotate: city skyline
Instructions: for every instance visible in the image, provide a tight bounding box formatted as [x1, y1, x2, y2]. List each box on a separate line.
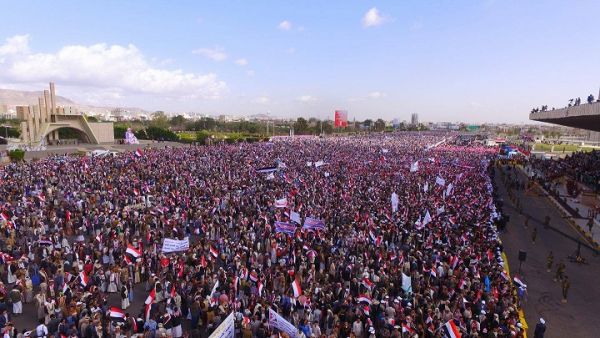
[1, 1, 600, 123]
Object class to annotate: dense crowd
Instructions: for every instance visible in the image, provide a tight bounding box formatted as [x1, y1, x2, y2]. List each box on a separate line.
[530, 150, 600, 188]
[0, 133, 523, 338]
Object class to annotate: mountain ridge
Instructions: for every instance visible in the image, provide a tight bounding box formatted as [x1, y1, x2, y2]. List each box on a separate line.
[0, 88, 147, 114]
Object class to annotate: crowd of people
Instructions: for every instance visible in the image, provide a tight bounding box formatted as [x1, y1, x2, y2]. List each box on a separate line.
[529, 150, 600, 190]
[0, 133, 524, 337]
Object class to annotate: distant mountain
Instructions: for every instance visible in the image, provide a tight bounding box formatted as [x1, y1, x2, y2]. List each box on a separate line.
[0, 88, 147, 114]
[0, 88, 76, 106]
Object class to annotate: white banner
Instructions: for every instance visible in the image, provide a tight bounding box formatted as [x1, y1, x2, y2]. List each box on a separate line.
[402, 273, 412, 294]
[410, 161, 419, 173]
[290, 211, 301, 224]
[162, 237, 190, 253]
[269, 308, 297, 338]
[208, 312, 235, 338]
[391, 192, 399, 213]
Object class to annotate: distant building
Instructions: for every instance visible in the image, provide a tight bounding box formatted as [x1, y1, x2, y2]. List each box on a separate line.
[411, 113, 419, 125]
[15, 82, 114, 145]
[0, 104, 15, 119]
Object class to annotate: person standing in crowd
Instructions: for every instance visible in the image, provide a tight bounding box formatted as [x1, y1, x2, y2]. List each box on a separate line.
[562, 275, 571, 303]
[546, 251, 554, 272]
[554, 261, 566, 282]
[9, 287, 22, 316]
[534, 318, 546, 338]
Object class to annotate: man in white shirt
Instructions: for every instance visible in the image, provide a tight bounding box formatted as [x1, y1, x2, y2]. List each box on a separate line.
[35, 321, 48, 338]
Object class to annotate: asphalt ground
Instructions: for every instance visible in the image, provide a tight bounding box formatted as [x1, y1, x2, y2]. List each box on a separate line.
[495, 165, 600, 338]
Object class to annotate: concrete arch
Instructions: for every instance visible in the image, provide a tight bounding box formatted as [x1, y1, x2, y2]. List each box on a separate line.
[43, 126, 91, 143]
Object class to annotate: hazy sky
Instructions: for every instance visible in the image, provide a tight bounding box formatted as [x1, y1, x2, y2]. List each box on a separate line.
[1, 0, 599, 123]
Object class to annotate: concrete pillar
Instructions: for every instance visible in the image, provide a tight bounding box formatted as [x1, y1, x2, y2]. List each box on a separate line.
[43, 90, 51, 122]
[49, 82, 56, 114]
[26, 106, 34, 144]
[19, 121, 28, 143]
[31, 105, 38, 142]
[38, 97, 47, 124]
[43, 90, 57, 141]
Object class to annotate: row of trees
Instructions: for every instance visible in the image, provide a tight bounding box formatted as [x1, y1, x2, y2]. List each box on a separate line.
[114, 112, 431, 142]
[151, 112, 428, 135]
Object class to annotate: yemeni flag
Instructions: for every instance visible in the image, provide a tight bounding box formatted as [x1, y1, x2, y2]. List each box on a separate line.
[0, 211, 9, 222]
[130, 315, 138, 333]
[513, 276, 527, 289]
[124, 255, 132, 265]
[450, 256, 460, 269]
[361, 277, 374, 290]
[65, 272, 74, 283]
[109, 307, 126, 321]
[292, 279, 302, 298]
[66, 210, 71, 222]
[443, 320, 462, 338]
[177, 262, 184, 277]
[249, 271, 259, 282]
[233, 276, 239, 292]
[200, 255, 207, 268]
[144, 304, 152, 321]
[145, 288, 156, 305]
[79, 271, 89, 287]
[135, 148, 143, 157]
[133, 188, 140, 196]
[257, 281, 264, 296]
[126, 244, 142, 258]
[402, 324, 415, 334]
[62, 281, 70, 294]
[362, 305, 370, 316]
[210, 245, 218, 258]
[357, 294, 372, 304]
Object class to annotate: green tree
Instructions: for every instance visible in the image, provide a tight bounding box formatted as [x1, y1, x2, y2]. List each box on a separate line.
[85, 115, 99, 122]
[294, 117, 309, 134]
[196, 130, 212, 144]
[145, 126, 178, 141]
[374, 119, 386, 131]
[0, 126, 20, 138]
[322, 120, 333, 134]
[170, 115, 187, 127]
[114, 125, 128, 139]
[150, 111, 170, 129]
[8, 149, 25, 162]
[191, 117, 217, 131]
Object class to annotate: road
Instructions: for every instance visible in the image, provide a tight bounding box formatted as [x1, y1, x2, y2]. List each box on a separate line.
[495, 164, 600, 338]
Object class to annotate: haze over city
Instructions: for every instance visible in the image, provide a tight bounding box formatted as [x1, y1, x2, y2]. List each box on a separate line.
[1, 0, 599, 123]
